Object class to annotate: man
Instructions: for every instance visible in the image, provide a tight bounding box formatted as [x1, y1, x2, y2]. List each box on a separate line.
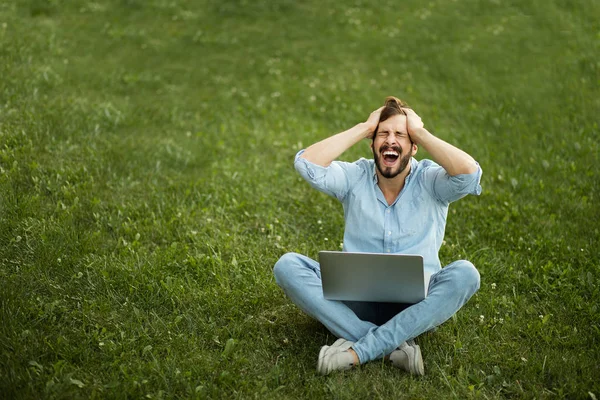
[273, 97, 482, 375]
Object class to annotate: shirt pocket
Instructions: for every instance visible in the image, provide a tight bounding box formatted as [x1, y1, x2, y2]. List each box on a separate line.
[398, 193, 430, 237]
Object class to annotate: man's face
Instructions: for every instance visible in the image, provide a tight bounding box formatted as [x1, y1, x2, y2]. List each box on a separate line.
[372, 114, 416, 179]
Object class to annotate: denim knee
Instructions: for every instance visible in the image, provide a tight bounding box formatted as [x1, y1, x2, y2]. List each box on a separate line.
[453, 260, 481, 293]
[273, 252, 301, 288]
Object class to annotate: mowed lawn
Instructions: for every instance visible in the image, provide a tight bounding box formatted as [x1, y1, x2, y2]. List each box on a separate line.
[1, 0, 599, 398]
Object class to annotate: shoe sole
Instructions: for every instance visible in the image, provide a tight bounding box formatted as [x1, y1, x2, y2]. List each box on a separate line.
[411, 345, 425, 376]
[390, 344, 425, 376]
[317, 340, 355, 375]
[317, 345, 329, 374]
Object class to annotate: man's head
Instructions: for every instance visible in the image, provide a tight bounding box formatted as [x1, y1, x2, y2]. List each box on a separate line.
[371, 97, 418, 179]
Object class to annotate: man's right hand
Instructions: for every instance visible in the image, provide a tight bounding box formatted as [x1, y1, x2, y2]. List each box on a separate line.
[364, 106, 384, 139]
[300, 105, 384, 167]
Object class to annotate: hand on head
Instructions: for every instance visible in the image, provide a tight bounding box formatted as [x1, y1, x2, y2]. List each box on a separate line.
[364, 106, 385, 138]
[364, 101, 424, 142]
[401, 107, 424, 143]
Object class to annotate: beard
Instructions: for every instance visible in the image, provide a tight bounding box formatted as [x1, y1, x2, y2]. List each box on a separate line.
[373, 145, 412, 179]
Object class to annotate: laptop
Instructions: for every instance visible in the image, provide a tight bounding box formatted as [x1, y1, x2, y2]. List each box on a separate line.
[319, 251, 431, 304]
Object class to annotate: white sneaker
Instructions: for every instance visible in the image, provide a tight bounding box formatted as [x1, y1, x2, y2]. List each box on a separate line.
[389, 340, 424, 376]
[317, 339, 356, 375]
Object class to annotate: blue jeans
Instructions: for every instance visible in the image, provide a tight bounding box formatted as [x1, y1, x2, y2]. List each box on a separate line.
[273, 252, 480, 363]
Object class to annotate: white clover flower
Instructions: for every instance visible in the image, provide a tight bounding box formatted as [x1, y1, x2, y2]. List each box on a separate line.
[491, 283, 496, 290]
[479, 315, 485, 324]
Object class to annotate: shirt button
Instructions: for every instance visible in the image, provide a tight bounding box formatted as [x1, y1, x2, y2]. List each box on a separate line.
[386, 209, 390, 214]
[388, 231, 392, 235]
[386, 249, 391, 253]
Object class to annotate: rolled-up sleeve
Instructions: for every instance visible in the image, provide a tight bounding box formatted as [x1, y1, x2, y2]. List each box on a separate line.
[422, 162, 483, 204]
[294, 150, 360, 201]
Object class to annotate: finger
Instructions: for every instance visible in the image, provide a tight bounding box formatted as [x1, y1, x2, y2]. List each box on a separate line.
[401, 107, 414, 116]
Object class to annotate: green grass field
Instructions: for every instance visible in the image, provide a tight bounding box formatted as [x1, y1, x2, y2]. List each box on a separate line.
[1, 0, 599, 398]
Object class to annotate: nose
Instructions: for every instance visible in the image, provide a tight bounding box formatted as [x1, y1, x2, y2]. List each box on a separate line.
[385, 132, 397, 146]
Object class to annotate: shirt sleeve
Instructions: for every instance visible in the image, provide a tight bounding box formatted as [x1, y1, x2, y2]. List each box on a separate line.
[293, 150, 364, 201]
[421, 162, 483, 204]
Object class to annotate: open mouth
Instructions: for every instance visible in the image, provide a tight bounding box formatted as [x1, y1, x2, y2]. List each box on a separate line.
[381, 148, 400, 166]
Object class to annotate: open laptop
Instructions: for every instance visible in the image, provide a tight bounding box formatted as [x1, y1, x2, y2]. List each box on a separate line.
[319, 251, 431, 304]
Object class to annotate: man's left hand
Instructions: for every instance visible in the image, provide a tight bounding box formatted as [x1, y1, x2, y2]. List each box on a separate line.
[403, 108, 425, 144]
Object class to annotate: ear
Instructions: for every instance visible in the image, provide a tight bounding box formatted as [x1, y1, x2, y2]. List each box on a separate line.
[411, 143, 418, 156]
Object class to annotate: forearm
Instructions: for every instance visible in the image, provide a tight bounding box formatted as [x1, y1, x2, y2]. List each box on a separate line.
[412, 128, 478, 176]
[300, 123, 371, 167]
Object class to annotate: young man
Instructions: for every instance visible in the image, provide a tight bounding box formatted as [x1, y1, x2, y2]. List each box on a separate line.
[273, 97, 482, 375]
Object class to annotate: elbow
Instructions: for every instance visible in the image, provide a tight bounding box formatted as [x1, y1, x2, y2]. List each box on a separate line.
[449, 160, 479, 176]
[296, 150, 331, 168]
[463, 160, 479, 175]
[294, 149, 308, 166]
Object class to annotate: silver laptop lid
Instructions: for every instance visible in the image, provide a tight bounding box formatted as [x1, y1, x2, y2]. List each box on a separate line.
[319, 251, 429, 304]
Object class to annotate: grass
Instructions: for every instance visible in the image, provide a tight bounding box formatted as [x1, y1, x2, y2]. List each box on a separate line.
[0, 0, 599, 398]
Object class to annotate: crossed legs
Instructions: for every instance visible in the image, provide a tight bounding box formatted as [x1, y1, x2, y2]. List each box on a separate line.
[273, 252, 480, 370]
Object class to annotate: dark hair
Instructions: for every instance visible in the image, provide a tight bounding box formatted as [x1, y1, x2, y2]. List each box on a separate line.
[373, 96, 411, 138]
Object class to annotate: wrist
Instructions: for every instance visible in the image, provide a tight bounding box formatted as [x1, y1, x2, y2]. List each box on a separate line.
[357, 122, 375, 139]
[409, 127, 429, 144]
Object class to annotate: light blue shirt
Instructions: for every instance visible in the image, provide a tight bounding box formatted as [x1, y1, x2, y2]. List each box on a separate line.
[294, 150, 483, 274]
